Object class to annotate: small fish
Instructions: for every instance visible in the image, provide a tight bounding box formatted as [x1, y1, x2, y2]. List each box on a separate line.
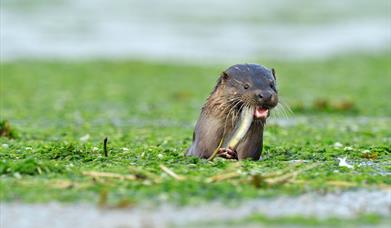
[223, 106, 254, 150]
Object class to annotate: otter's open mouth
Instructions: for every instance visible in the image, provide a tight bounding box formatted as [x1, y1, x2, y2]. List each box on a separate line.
[254, 106, 269, 119]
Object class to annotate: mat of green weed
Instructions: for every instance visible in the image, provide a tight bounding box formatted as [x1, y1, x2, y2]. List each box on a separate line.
[0, 53, 390, 206]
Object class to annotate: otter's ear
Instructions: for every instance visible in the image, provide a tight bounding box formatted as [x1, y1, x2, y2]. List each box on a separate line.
[221, 71, 229, 80]
[215, 71, 229, 88]
[271, 68, 276, 80]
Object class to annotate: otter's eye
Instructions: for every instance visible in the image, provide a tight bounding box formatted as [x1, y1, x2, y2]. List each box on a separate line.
[243, 84, 250, 89]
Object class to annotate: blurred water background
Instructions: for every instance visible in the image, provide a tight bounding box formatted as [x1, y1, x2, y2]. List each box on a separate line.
[1, 0, 390, 63]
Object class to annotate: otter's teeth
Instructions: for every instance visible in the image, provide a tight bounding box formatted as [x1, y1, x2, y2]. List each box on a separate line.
[255, 107, 269, 119]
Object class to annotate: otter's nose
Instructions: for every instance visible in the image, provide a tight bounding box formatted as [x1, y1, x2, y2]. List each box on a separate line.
[258, 91, 272, 101]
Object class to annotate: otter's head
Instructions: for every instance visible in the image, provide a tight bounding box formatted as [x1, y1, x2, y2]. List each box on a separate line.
[217, 63, 279, 121]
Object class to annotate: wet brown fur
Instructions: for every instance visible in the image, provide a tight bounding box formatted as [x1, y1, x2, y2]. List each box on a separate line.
[187, 64, 277, 160]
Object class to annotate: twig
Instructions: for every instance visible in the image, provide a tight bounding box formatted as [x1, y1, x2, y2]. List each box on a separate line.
[50, 180, 74, 189]
[82, 171, 136, 181]
[206, 171, 241, 183]
[324, 180, 358, 187]
[206, 163, 318, 185]
[208, 138, 224, 161]
[103, 137, 108, 157]
[206, 163, 242, 183]
[327, 180, 391, 190]
[292, 180, 391, 190]
[263, 163, 319, 186]
[129, 166, 162, 183]
[260, 163, 302, 179]
[160, 165, 185, 181]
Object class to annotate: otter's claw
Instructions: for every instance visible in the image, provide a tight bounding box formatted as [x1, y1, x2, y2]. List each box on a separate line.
[217, 147, 238, 160]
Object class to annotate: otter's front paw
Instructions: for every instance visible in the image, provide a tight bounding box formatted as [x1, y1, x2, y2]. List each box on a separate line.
[217, 147, 238, 160]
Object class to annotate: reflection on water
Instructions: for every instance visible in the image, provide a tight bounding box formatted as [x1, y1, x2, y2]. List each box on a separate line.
[3, 190, 390, 227]
[1, 0, 390, 62]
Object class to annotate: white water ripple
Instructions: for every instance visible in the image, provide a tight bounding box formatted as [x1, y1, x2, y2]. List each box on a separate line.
[2, 190, 390, 228]
[1, 0, 390, 62]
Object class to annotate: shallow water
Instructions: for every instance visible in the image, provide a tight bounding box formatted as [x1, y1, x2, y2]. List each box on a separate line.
[3, 190, 390, 228]
[1, 0, 390, 62]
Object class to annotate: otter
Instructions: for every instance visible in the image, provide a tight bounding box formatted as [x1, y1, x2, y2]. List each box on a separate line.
[186, 64, 278, 160]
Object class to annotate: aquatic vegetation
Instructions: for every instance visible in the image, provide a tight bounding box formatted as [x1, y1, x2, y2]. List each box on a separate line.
[0, 53, 390, 225]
